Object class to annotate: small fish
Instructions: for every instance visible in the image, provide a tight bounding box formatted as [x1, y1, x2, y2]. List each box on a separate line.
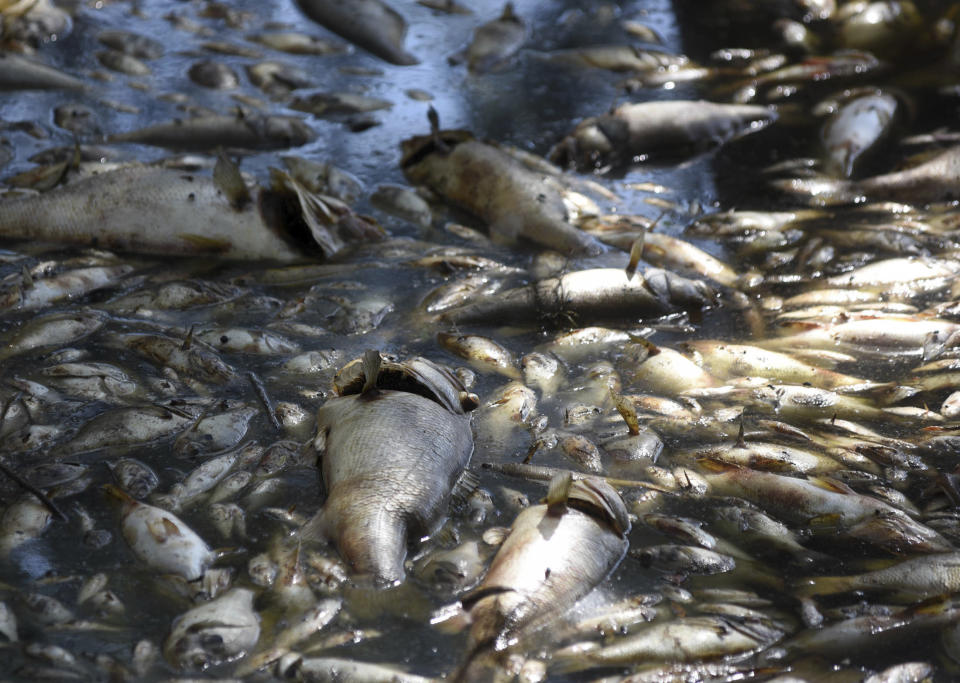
[103, 485, 215, 580]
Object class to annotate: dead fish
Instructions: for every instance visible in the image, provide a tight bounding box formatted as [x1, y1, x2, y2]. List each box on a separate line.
[0, 165, 382, 261]
[370, 184, 432, 228]
[95, 50, 150, 77]
[0, 265, 134, 313]
[97, 29, 164, 59]
[120, 332, 237, 385]
[106, 113, 316, 151]
[821, 92, 899, 178]
[290, 91, 393, 118]
[187, 60, 239, 89]
[442, 268, 715, 327]
[437, 332, 520, 379]
[247, 31, 348, 55]
[454, 476, 629, 674]
[246, 61, 313, 98]
[0, 310, 105, 360]
[401, 124, 606, 254]
[550, 100, 776, 170]
[773, 146, 960, 205]
[39, 362, 140, 403]
[163, 588, 259, 670]
[61, 404, 196, 455]
[103, 485, 214, 580]
[294, 0, 418, 65]
[537, 45, 690, 73]
[301, 353, 477, 585]
[0, 53, 87, 91]
[451, 3, 526, 73]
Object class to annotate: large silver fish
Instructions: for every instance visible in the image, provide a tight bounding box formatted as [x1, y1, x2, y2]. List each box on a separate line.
[301, 352, 478, 585]
[0, 165, 382, 260]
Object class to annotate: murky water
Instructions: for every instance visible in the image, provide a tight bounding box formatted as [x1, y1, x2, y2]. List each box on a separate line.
[3, 0, 960, 681]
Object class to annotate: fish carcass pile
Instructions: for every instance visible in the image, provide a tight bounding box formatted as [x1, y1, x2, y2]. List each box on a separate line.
[7, 0, 960, 680]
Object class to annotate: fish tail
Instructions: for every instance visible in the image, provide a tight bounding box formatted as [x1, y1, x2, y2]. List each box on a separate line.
[793, 575, 852, 597]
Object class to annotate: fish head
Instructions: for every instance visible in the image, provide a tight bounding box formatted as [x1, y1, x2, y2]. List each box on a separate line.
[400, 129, 474, 184]
[549, 115, 628, 170]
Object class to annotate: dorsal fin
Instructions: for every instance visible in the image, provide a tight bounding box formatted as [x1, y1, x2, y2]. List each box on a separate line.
[362, 349, 381, 394]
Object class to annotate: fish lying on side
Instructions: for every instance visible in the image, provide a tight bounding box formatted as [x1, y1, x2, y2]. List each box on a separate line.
[0, 52, 87, 91]
[0, 164, 383, 261]
[550, 100, 776, 170]
[441, 267, 716, 327]
[106, 113, 316, 151]
[401, 116, 607, 254]
[301, 351, 478, 585]
[451, 475, 630, 680]
[294, 0, 418, 65]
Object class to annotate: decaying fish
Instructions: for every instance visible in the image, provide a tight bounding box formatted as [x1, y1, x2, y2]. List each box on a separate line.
[452, 476, 629, 676]
[451, 3, 526, 73]
[0, 53, 87, 91]
[401, 123, 607, 254]
[773, 145, 960, 205]
[442, 268, 715, 327]
[301, 352, 477, 585]
[550, 100, 776, 170]
[164, 588, 259, 670]
[0, 165, 382, 260]
[821, 92, 900, 178]
[106, 113, 316, 151]
[294, 0, 418, 65]
[104, 485, 215, 580]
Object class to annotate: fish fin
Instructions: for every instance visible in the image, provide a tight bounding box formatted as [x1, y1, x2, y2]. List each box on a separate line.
[546, 471, 573, 514]
[807, 476, 855, 494]
[177, 234, 233, 252]
[299, 509, 330, 543]
[625, 235, 645, 280]
[450, 469, 481, 510]
[147, 517, 183, 542]
[430, 601, 472, 633]
[696, 456, 741, 473]
[213, 149, 251, 210]
[361, 349, 381, 394]
[101, 483, 136, 506]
